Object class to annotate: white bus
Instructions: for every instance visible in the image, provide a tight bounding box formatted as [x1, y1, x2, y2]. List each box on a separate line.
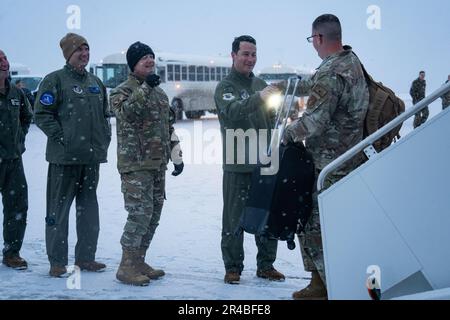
[258, 63, 315, 119]
[91, 51, 232, 119]
[258, 63, 314, 84]
[10, 63, 31, 76]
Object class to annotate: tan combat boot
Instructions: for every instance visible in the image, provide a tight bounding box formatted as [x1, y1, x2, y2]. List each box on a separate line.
[116, 249, 150, 286]
[136, 248, 165, 280]
[292, 270, 328, 300]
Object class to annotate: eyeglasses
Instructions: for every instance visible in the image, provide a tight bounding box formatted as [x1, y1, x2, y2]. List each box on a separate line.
[306, 34, 322, 43]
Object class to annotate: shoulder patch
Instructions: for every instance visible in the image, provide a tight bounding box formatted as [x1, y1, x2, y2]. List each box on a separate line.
[39, 92, 55, 106]
[312, 84, 328, 98]
[222, 93, 235, 101]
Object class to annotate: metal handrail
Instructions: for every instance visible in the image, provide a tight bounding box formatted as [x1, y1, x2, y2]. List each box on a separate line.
[317, 81, 450, 191]
[268, 77, 299, 155]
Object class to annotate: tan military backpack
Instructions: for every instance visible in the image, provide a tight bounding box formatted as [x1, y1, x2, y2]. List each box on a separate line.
[358, 59, 405, 152]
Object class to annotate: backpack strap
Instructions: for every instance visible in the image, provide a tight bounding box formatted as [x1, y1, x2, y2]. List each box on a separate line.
[349, 48, 370, 80]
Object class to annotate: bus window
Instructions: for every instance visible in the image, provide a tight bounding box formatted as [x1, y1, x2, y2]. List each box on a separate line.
[211, 67, 216, 81]
[157, 66, 166, 83]
[189, 65, 195, 81]
[174, 65, 181, 81]
[197, 66, 204, 81]
[181, 65, 187, 81]
[204, 67, 210, 81]
[168, 64, 174, 82]
[95, 66, 103, 82]
[216, 67, 222, 81]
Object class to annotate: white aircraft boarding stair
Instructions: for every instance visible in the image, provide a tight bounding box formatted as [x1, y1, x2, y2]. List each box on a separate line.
[317, 82, 450, 300]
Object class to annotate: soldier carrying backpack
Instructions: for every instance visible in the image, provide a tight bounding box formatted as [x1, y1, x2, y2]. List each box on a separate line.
[354, 51, 406, 152]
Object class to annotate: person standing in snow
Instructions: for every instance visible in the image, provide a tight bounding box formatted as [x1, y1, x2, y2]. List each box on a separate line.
[109, 42, 184, 286]
[0, 49, 33, 270]
[214, 35, 285, 285]
[283, 14, 369, 299]
[34, 33, 111, 277]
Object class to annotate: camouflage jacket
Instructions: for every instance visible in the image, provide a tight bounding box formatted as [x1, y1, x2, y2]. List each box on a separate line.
[34, 64, 111, 165]
[0, 79, 33, 160]
[409, 78, 426, 104]
[110, 74, 177, 174]
[286, 47, 369, 175]
[441, 80, 450, 107]
[214, 68, 274, 173]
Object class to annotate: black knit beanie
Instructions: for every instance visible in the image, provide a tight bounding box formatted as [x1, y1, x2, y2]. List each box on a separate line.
[126, 41, 155, 72]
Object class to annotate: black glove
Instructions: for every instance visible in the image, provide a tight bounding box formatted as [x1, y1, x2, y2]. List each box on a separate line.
[171, 162, 184, 176]
[145, 74, 161, 88]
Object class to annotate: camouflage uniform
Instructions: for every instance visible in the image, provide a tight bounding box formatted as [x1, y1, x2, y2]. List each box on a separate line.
[109, 73, 180, 251]
[0, 78, 33, 258]
[441, 80, 450, 110]
[410, 78, 428, 128]
[214, 67, 279, 274]
[34, 64, 111, 267]
[285, 46, 369, 284]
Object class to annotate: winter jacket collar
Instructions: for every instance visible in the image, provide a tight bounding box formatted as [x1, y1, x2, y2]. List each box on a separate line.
[229, 67, 255, 86]
[64, 64, 87, 81]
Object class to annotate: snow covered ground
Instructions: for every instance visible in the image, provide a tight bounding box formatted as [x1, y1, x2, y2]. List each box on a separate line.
[0, 118, 309, 300]
[0, 97, 442, 300]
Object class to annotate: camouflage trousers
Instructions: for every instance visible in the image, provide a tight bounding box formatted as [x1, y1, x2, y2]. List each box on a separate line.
[0, 158, 28, 257]
[298, 173, 344, 287]
[221, 171, 278, 273]
[413, 106, 429, 128]
[120, 170, 165, 250]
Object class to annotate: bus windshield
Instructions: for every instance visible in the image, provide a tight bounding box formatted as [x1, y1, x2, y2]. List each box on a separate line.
[101, 64, 128, 88]
[10, 76, 43, 91]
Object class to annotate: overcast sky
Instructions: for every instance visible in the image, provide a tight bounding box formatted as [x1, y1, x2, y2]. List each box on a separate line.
[1, 0, 449, 93]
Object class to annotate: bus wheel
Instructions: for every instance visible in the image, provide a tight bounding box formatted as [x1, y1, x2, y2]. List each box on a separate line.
[185, 111, 203, 120]
[172, 99, 183, 120]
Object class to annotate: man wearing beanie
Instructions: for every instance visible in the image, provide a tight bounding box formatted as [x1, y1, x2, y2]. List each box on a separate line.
[34, 33, 112, 277]
[110, 41, 184, 286]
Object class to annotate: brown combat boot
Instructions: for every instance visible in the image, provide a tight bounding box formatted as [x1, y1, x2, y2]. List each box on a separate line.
[75, 260, 106, 272]
[136, 248, 165, 280]
[224, 271, 240, 284]
[256, 267, 285, 281]
[116, 249, 150, 286]
[292, 271, 328, 300]
[49, 265, 68, 277]
[2, 254, 28, 270]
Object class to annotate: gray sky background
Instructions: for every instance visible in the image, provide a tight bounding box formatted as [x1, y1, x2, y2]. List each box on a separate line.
[1, 0, 449, 93]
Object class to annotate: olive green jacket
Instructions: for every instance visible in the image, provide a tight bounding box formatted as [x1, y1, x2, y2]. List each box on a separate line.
[214, 68, 274, 173]
[0, 79, 33, 160]
[34, 64, 111, 164]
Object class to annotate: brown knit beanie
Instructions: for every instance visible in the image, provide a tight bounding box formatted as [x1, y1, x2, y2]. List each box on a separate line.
[60, 33, 89, 61]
